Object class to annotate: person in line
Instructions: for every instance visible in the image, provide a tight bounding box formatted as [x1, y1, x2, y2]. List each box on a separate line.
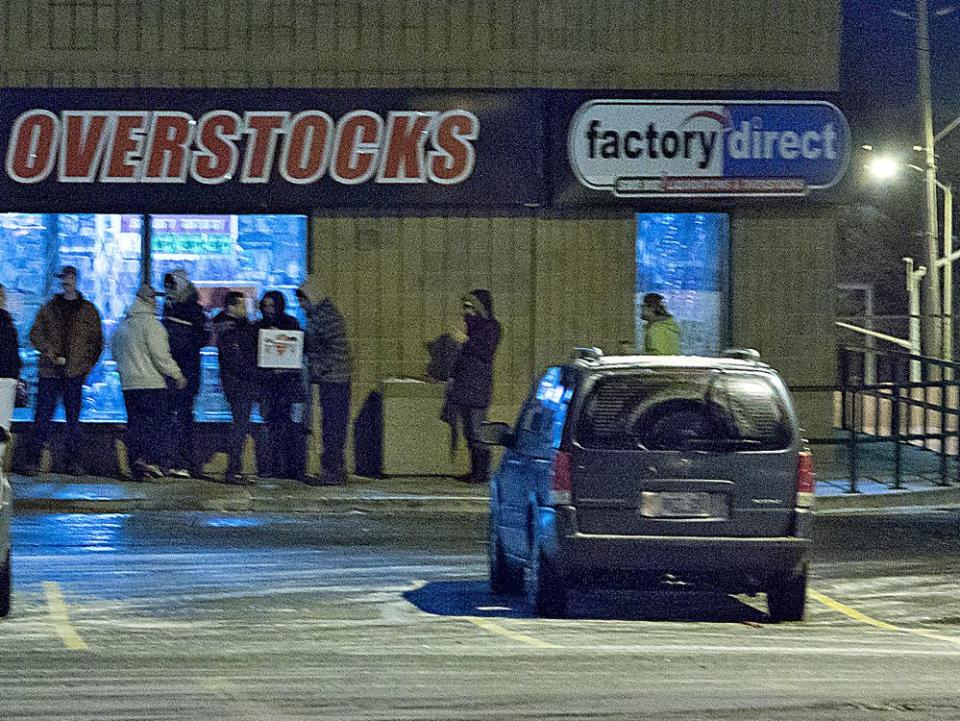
[213, 292, 259, 485]
[26, 265, 103, 476]
[112, 284, 187, 481]
[641, 293, 681, 356]
[0, 284, 21, 382]
[257, 291, 306, 480]
[444, 289, 501, 484]
[161, 269, 209, 478]
[296, 278, 352, 487]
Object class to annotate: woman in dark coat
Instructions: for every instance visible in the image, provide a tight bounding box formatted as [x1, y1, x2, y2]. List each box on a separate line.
[257, 291, 306, 479]
[445, 288, 501, 483]
[0, 283, 22, 380]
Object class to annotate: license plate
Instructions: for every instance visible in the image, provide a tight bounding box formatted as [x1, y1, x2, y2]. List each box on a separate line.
[640, 491, 720, 518]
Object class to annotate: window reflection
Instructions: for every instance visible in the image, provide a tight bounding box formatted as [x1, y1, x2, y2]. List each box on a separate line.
[3, 213, 308, 423]
[635, 213, 729, 355]
[4, 213, 142, 422]
[150, 214, 307, 422]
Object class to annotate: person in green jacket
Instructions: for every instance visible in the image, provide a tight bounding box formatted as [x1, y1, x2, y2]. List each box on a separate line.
[641, 293, 681, 355]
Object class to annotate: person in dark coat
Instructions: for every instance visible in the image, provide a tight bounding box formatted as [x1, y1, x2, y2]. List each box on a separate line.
[0, 284, 22, 381]
[213, 291, 259, 485]
[256, 291, 306, 480]
[27, 265, 104, 476]
[445, 289, 501, 483]
[162, 269, 209, 478]
[296, 277, 352, 487]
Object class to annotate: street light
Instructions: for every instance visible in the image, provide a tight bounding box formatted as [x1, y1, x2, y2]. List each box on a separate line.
[865, 152, 954, 364]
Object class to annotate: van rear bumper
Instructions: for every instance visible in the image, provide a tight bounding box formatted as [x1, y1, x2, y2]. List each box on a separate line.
[552, 507, 811, 578]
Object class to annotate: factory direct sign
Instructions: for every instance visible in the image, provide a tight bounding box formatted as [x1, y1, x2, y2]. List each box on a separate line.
[568, 99, 850, 197]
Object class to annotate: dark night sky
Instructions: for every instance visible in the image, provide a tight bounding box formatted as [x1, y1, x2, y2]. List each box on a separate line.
[839, 1, 960, 314]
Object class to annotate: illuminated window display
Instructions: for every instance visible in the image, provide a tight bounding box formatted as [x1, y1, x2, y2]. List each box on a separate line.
[149, 214, 308, 422]
[3, 213, 307, 423]
[635, 213, 729, 356]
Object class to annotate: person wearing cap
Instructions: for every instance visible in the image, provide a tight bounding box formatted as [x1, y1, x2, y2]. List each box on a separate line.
[111, 284, 187, 481]
[26, 265, 103, 476]
[641, 293, 681, 356]
[161, 269, 209, 478]
[444, 289, 501, 484]
[295, 277, 352, 486]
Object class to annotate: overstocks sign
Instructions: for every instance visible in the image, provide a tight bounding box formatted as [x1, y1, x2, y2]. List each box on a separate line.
[0, 88, 540, 212]
[568, 99, 850, 197]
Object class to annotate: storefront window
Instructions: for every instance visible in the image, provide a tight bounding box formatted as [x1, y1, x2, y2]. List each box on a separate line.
[3, 213, 307, 423]
[149, 214, 308, 422]
[3, 213, 143, 422]
[635, 213, 730, 356]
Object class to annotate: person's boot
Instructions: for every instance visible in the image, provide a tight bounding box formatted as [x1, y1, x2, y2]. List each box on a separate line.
[467, 447, 491, 484]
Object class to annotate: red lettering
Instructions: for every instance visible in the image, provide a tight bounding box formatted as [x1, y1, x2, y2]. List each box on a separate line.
[242, 112, 289, 183]
[281, 112, 332, 184]
[102, 113, 148, 181]
[428, 111, 479, 185]
[6, 111, 58, 183]
[377, 112, 433, 183]
[331, 111, 383, 185]
[59, 112, 110, 182]
[143, 112, 194, 182]
[191, 111, 241, 184]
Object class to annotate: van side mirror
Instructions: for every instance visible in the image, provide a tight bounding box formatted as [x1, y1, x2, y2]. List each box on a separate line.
[478, 421, 514, 447]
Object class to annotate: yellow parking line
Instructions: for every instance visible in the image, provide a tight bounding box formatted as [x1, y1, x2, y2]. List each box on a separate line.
[809, 588, 960, 647]
[42, 581, 88, 651]
[462, 616, 558, 649]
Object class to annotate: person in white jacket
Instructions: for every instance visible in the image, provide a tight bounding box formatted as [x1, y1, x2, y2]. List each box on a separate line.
[111, 284, 187, 481]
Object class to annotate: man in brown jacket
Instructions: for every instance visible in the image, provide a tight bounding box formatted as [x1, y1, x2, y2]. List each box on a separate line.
[26, 265, 103, 475]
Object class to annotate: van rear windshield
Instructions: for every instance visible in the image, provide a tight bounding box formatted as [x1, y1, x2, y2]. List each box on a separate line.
[575, 371, 793, 451]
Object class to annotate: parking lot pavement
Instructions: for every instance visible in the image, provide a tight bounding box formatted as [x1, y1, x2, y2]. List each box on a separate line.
[2, 511, 960, 721]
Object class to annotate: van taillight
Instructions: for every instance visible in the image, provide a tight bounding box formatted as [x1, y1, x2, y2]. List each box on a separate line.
[550, 450, 573, 505]
[797, 450, 815, 507]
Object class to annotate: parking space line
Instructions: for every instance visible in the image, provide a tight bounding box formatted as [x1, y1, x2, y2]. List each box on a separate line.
[462, 616, 558, 649]
[42, 581, 88, 651]
[809, 587, 960, 647]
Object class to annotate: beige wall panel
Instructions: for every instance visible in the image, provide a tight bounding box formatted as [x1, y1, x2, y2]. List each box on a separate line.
[311, 215, 535, 419]
[0, 0, 838, 90]
[532, 218, 634, 373]
[730, 210, 838, 437]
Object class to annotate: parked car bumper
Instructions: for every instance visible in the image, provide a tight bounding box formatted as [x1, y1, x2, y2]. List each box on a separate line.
[549, 506, 811, 583]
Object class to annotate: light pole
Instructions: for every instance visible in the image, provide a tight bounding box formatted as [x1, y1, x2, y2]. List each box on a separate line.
[916, 0, 942, 364]
[866, 154, 953, 363]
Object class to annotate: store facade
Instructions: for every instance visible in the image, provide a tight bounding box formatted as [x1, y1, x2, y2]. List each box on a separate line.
[0, 88, 849, 473]
[0, 1, 845, 475]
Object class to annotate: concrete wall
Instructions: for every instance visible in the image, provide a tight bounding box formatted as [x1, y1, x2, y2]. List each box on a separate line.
[0, 0, 839, 90]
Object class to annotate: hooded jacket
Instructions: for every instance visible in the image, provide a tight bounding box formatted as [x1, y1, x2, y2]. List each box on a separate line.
[30, 292, 103, 379]
[0, 309, 22, 379]
[298, 278, 352, 384]
[257, 291, 305, 400]
[162, 271, 208, 395]
[448, 289, 501, 409]
[111, 298, 185, 390]
[643, 315, 681, 356]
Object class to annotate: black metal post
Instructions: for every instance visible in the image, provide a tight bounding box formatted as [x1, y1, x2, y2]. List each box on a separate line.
[892, 381, 902, 490]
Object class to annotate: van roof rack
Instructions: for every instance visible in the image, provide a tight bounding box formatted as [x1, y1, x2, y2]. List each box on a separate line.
[722, 348, 762, 362]
[571, 346, 604, 363]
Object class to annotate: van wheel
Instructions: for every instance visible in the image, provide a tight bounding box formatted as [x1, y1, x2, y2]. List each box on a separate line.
[767, 565, 807, 622]
[525, 545, 567, 618]
[489, 518, 523, 595]
[0, 550, 10, 618]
